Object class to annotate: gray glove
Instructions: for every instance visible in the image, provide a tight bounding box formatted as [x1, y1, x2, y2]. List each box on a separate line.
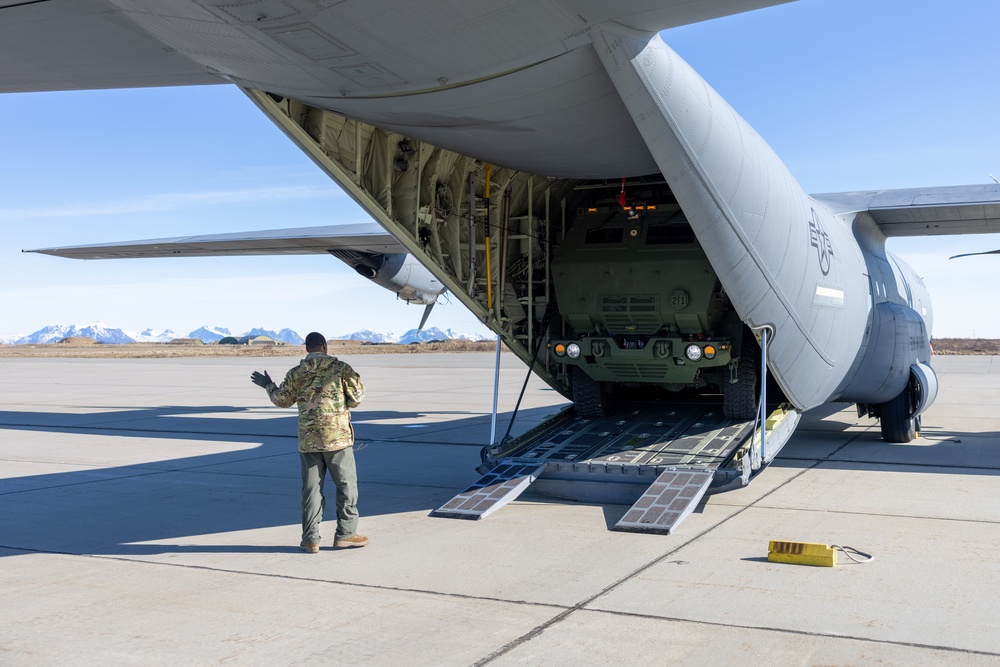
[251, 370, 274, 389]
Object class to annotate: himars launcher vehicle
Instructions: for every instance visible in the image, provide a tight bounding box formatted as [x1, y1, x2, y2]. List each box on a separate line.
[15, 1, 1000, 531]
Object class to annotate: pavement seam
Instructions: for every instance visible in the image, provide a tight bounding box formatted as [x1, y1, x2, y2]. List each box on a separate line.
[778, 455, 1000, 471]
[0, 469, 169, 495]
[0, 457, 486, 494]
[0, 422, 487, 447]
[470, 434, 866, 665]
[571, 606, 1000, 658]
[0, 545, 570, 612]
[0, 453, 294, 496]
[737, 503, 1000, 526]
[0, 422, 299, 440]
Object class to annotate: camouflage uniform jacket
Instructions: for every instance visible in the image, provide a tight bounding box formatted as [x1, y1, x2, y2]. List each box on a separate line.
[265, 352, 365, 452]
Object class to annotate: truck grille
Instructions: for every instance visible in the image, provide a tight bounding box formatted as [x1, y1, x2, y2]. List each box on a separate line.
[601, 295, 661, 334]
[605, 362, 672, 380]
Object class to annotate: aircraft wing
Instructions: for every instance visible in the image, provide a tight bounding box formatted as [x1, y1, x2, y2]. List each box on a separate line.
[24, 223, 406, 259]
[0, 0, 793, 94]
[812, 185, 1000, 237]
[0, 1, 795, 180]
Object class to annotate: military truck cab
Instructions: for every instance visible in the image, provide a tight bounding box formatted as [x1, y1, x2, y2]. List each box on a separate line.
[550, 193, 756, 418]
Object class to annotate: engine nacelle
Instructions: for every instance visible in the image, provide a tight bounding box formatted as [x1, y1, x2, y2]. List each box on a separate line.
[329, 250, 444, 305]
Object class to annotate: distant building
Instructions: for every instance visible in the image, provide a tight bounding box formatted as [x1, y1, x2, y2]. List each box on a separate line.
[237, 335, 280, 345]
[327, 339, 364, 348]
[218, 336, 240, 345]
[167, 338, 205, 346]
[56, 336, 97, 345]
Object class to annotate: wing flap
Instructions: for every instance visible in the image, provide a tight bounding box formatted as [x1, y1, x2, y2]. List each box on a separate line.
[812, 184, 1000, 237]
[25, 223, 406, 259]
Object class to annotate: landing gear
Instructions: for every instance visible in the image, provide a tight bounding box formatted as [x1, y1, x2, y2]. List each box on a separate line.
[723, 329, 759, 420]
[879, 389, 918, 443]
[572, 366, 612, 418]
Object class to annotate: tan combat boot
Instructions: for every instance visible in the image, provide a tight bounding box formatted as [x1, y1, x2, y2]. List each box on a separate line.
[333, 534, 369, 548]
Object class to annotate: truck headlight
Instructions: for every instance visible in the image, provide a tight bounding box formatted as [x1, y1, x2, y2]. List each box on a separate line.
[553, 343, 566, 357]
[567, 343, 581, 359]
[703, 344, 716, 360]
[684, 344, 703, 361]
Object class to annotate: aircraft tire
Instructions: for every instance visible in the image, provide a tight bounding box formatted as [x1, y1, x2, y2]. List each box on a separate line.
[572, 366, 610, 418]
[723, 330, 759, 420]
[880, 390, 916, 443]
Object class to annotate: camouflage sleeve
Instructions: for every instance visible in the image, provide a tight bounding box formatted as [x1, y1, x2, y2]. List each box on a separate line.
[342, 364, 365, 409]
[266, 366, 303, 409]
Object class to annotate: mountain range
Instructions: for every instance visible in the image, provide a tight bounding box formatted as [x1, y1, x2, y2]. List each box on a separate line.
[0, 323, 490, 345]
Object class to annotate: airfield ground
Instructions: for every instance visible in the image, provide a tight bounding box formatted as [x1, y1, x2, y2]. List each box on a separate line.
[0, 336, 997, 358]
[0, 338, 500, 358]
[1, 352, 999, 665]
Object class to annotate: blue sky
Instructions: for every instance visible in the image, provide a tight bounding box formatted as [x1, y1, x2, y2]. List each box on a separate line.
[2, 0, 999, 339]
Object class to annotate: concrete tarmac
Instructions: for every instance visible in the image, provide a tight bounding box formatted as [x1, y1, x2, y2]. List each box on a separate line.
[2, 353, 999, 665]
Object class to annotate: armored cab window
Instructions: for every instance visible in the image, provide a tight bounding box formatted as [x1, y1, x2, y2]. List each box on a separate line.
[645, 224, 695, 245]
[585, 227, 624, 244]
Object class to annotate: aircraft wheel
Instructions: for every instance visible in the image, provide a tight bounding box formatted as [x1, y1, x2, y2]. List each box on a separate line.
[723, 330, 759, 420]
[572, 366, 611, 418]
[880, 390, 916, 443]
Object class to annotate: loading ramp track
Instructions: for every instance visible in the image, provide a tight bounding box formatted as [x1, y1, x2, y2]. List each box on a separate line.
[432, 400, 799, 533]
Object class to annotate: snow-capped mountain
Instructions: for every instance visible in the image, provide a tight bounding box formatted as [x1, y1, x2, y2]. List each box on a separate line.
[12, 323, 135, 345]
[344, 329, 399, 343]
[273, 328, 304, 345]
[188, 326, 232, 343]
[399, 327, 491, 343]
[128, 328, 178, 343]
[1, 323, 489, 345]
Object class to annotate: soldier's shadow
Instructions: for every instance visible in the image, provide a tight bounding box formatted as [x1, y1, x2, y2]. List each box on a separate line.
[0, 404, 558, 557]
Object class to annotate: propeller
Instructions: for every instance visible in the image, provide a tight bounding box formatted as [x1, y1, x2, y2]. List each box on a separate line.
[948, 173, 1000, 258]
[949, 249, 1000, 259]
[417, 302, 435, 331]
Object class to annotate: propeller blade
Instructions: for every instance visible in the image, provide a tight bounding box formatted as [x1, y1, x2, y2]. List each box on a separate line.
[949, 249, 1000, 259]
[417, 303, 435, 331]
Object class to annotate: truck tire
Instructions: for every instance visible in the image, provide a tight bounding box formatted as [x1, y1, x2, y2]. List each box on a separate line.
[572, 366, 611, 418]
[723, 329, 759, 420]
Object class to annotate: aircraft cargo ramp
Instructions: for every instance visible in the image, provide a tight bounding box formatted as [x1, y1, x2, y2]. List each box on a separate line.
[432, 401, 800, 534]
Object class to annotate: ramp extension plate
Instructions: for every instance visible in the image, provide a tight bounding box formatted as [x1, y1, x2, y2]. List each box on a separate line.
[431, 462, 545, 520]
[613, 469, 713, 534]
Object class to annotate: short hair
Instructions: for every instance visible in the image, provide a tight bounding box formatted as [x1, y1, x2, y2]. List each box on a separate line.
[304, 331, 327, 350]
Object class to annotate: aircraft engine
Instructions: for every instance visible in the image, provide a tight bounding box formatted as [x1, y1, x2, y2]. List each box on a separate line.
[329, 250, 443, 305]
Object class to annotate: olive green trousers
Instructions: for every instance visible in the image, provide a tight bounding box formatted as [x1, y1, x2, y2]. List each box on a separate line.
[299, 447, 358, 543]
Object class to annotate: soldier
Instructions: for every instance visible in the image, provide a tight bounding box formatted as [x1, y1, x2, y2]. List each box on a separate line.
[251, 331, 368, 553]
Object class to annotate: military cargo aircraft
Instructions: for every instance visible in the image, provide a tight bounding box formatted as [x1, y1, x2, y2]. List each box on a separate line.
[12, 1, 1000, 529]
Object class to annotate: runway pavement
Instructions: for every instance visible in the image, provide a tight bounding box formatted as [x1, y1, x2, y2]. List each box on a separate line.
[2, 352, 999, 665]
